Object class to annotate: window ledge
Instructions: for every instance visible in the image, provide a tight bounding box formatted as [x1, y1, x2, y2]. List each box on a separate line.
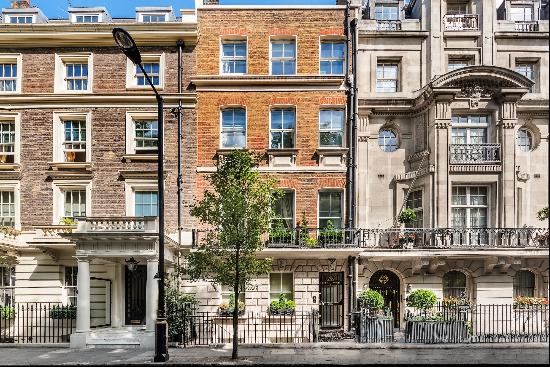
[0, 163, 21, 171]
[315, 148, 348, 168]
[266, 149, 298, 168]
[122, 154, 158, 162]
[48, 162, 94, 171]
[266, 148, 299, 155]
[126, 86, 165, 91]
[315, 147, 348, 155]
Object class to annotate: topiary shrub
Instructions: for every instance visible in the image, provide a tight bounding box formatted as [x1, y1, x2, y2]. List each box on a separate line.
[406, 289, 437, 316]
[397, 208, 417, 225]
[357, 289, 385, 311]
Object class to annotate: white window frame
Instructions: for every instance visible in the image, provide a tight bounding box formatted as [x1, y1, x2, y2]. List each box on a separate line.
[0, 54, 22, 94]
[52, 180, 92, 225]
[0, 265, 15, 307]
[447, 55, 474, 72]
[376, 61, 400, 93]
[450, 185, 489, 229]
[63, 265, 78, 306]
[0, 181, 20, 230]
[509, 5, 534, 21]
[53, 112, 92, 163]
[318, 189, 344, 228]
[138, 13, 167, 23]
[450, 115, 490, 145]
[405, 189, 423, 228]
[219, 107, 247, 149]
[0, 113, 20, 164]
[374, 4, 400, 20]
[446, 2, 469, 15]
[125, 179, 158, 217]
[54, 53, 93, 94]
[126, 53, 165, 90]
[71, 13, 101, 23]
[272, 189, 296, 229]
[269, 107, 296, 150]
[5, 14, 34, 24]
[220, 284, 246, 303]
[269, 272, 294, 302]
[319, 109, 345, 148]
[269, 37, 297, 76]
[319, 39, 345, 75]
[220, 37, 248, 75]
[378, 128, 399, 152]
[516, 128, 534, 152]
[125, 111, 160, 155]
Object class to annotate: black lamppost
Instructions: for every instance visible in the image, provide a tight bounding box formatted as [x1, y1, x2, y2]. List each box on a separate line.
[112, 27, 168, 362]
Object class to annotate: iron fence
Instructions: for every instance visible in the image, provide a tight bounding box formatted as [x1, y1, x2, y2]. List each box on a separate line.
[170, 307, 319, 346]
[0, 303, 76, 344]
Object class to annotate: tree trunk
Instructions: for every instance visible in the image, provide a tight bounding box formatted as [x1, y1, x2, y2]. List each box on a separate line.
[232, 246, 241, 360]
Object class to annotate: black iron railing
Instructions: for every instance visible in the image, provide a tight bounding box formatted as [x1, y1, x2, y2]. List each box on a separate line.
[445, 14, 479, 30]
[0, 303, 76, 344]
[192, 227, 549, 250]
[169, 305, 319, 346]
[449, 143, 501, 164]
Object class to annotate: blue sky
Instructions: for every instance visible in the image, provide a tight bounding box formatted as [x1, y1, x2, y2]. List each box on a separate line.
[1, 0, 337, 19]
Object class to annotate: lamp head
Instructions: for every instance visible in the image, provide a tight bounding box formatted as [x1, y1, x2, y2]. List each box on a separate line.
[112, 27, 142, 65]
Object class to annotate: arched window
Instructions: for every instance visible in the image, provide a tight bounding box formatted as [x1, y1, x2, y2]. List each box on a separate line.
[443, 271, 467, 299]
[378, 129, 398, 152]
[516, 128, 533, 152]
[513, 270, 536, 297]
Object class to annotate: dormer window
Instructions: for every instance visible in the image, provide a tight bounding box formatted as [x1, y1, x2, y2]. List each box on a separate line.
[374, 4, 399, 20]
[9, 15, 33, 23]
[75, 14, 99, 23]
[142, 14, 166, 23]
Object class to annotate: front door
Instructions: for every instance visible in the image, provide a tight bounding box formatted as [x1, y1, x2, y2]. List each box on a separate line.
[319, 272, 344, 329]
[369, 270, 400, 328]
[125, 265, 146, 325]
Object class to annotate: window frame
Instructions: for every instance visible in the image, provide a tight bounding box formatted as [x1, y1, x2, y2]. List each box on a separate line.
[447, 55, 474, 72]
[272, 189, 296, 229]
[514, 59, 538, 92]
[442, 270, 468, 299]
[509, 5, 534, 21]
[139, 13, 167, 23]
[516, 128, 534, 152]
[53, 112, 92, 163]
[54, 54, 93, 94]
[220, 38, 248, 75]
[270, 37, 297, 76]
[376, 61, 400, 93]
[319, 109, 345, 148]
[318, 190, 343, 229]
[0, 54, 22, 94]
[63, 266, 78, 306]
[0, 181, 20, 230]
[450, 115, 490, 145]
[52, 180, 92, 225]
[0, 265, 15, 307]
[126, 53, 165, 90]
[220, 284, 246, 303]
[319, 39, 345, 76]
[374, 4, 400, 20]
[125, 179, 158, 216]
[378, 128, 399, 152]
[269, 272, 294, 302]
[269, 107, 296, 150]
[125, 111, 161, 156]
[0, 113, 20, 164]
[134, 190, 159, 217]
[405, 189, 423, 228]
[6, 15, 34, 24]
[513, 270, 536, 298]
[73, 14, 101, 23]
[450, 185, 489, 229]
[219, 107, 247, 149]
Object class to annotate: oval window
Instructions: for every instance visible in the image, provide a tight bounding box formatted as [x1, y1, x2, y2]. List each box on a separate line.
[378, 129, 398, 152]
[516, 128, 533, 152]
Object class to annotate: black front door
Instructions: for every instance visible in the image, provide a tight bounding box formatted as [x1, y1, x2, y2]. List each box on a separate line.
[125, 265, 146, 325]
[319, 272, 344, 328]
[369, 270, 400, 328]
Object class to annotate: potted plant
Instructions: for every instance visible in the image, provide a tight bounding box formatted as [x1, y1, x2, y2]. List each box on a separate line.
[318, 220, 344, 248]
[354, 289, 394, 343]
[297, 212, 318, 248]
[537, 207, 548, 221]
[269, 294, 296, 315]
[65, 151, 76, 162]
[0, 305, 15, 320]
[60, 217, 76, 225]
[49, 305, 77, 320]
[405, 289, 468, 343]
[218, 294, 245, 316]
[513, 296, 549, 310]
[395, 209, 417, 248]
[357, 289, 384, 313]
[268, 218, 294, 247]
[0, 154, 7, 164]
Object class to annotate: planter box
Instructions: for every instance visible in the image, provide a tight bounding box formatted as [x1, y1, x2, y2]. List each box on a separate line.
[405, 320, 468, 343]
[355, 314, 394, 343]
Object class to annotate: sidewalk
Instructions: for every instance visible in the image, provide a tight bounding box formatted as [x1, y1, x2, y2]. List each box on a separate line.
[0, 343, 547, 365]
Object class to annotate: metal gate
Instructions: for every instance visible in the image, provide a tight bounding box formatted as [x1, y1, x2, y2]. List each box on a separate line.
[319, 272, 344, 329]
[369, 270, 400, 328]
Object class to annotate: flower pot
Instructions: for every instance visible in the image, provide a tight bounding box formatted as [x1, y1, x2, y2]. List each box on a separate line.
[0, 154, 7, 164]
[65, 151, 76, 162]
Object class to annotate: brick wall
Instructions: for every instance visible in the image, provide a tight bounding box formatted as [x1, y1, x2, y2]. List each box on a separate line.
[18, 107, 197, 232]
[197, 8, 346, 75]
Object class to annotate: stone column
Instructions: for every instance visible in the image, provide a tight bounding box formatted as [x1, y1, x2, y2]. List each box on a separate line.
[146, 258, 159, 332]
[433, 96, 453, 227]
[499, 96, 521, 227]
[356, 111, 371, 227]
[76, 257, 90, 333]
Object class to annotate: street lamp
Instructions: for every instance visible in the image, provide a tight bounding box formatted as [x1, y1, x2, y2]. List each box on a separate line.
[112, 27, 168, 362]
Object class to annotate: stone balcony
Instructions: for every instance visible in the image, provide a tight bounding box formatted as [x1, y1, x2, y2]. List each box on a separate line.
[444, 14, 479, 31]
[495, 20, 548, 33]
[449, 144, 501, 165]
[359, 19, 422, 32]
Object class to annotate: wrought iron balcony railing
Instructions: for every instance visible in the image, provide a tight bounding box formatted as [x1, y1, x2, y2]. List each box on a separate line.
[376, 20, 402, 31]
[515, 21, 539, 32]
[445, 14, 479, 31]
[192, 227, 549, 250]
[449, 144, 501, 164]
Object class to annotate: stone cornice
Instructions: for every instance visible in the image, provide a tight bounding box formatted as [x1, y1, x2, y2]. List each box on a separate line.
[0, 23, 197, 47]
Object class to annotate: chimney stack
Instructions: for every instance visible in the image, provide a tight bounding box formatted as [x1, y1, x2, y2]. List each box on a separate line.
[11, 0, 30, 9]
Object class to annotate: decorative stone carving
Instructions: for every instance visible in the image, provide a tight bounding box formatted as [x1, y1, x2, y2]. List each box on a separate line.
[457, 83, 499, 109]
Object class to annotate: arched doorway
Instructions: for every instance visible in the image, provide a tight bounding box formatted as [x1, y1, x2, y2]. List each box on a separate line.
[369, 270, 400, 328]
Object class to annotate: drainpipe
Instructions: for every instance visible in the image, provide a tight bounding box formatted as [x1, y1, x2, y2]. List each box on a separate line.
[347, 256, 353, 331]
[351, 17, 358, 230]
[345, 0, 353, 230]
[176, 39, 184, 284]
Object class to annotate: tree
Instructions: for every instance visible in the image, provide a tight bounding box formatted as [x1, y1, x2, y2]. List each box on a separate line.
[185, 150, 279, 359]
